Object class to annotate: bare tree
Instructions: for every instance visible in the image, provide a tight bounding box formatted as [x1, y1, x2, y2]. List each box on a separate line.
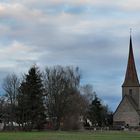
[80, 84, 95, 105]
[0, 96, 5, 122]
[43, 65, 81, 130]
[62, 90, 87, 130]
[2, 74, 20, 130]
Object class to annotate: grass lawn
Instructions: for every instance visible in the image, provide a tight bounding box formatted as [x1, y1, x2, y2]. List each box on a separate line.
[0, 131, 140, 140]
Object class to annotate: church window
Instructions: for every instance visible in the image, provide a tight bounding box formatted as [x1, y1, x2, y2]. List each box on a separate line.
[129, 89, 132, 96]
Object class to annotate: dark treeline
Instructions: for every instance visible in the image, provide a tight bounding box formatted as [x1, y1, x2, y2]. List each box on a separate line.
[0, 65, 113, 131]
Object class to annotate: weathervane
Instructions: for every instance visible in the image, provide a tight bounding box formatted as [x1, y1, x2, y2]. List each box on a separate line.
[130, 28, 132, 36]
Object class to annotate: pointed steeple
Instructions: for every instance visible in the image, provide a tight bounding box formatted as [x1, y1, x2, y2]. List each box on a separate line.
[122, 35, 139, 87]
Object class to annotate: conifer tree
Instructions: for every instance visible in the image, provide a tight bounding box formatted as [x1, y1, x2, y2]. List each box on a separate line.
[17, 65, 46, 130]
[88, 95, 103, 127]
[87, 95, 112, 127]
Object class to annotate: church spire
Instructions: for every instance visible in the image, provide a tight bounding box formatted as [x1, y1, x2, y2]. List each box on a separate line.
[122, 35, 139, 87]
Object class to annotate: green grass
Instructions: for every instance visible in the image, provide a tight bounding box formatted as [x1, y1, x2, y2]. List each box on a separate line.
[0, 131, 140, 140]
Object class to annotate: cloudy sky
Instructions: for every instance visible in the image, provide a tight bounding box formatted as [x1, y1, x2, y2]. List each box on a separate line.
[1, 0, 140, 110]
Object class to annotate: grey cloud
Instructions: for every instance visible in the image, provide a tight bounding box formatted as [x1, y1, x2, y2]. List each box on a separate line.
[1, 0, 140, 110]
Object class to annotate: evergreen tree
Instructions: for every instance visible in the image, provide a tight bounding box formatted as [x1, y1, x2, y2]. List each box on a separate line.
[87, 94, 112, 127]
[17, 65, 46, 130]
[88, 95, 103, 127]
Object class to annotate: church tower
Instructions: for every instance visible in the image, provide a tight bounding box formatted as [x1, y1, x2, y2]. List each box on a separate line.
[113, 35, 140, 127]
[122, 35, 140, 109]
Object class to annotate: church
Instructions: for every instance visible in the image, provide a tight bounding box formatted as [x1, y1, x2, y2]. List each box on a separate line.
[113, 35, 140, 127]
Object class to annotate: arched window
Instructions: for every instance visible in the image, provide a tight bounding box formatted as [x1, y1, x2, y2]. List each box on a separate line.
[129, 89, 132, 96]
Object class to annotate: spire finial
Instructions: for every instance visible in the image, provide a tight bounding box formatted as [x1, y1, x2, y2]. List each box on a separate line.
[130, 28, 132, 36]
